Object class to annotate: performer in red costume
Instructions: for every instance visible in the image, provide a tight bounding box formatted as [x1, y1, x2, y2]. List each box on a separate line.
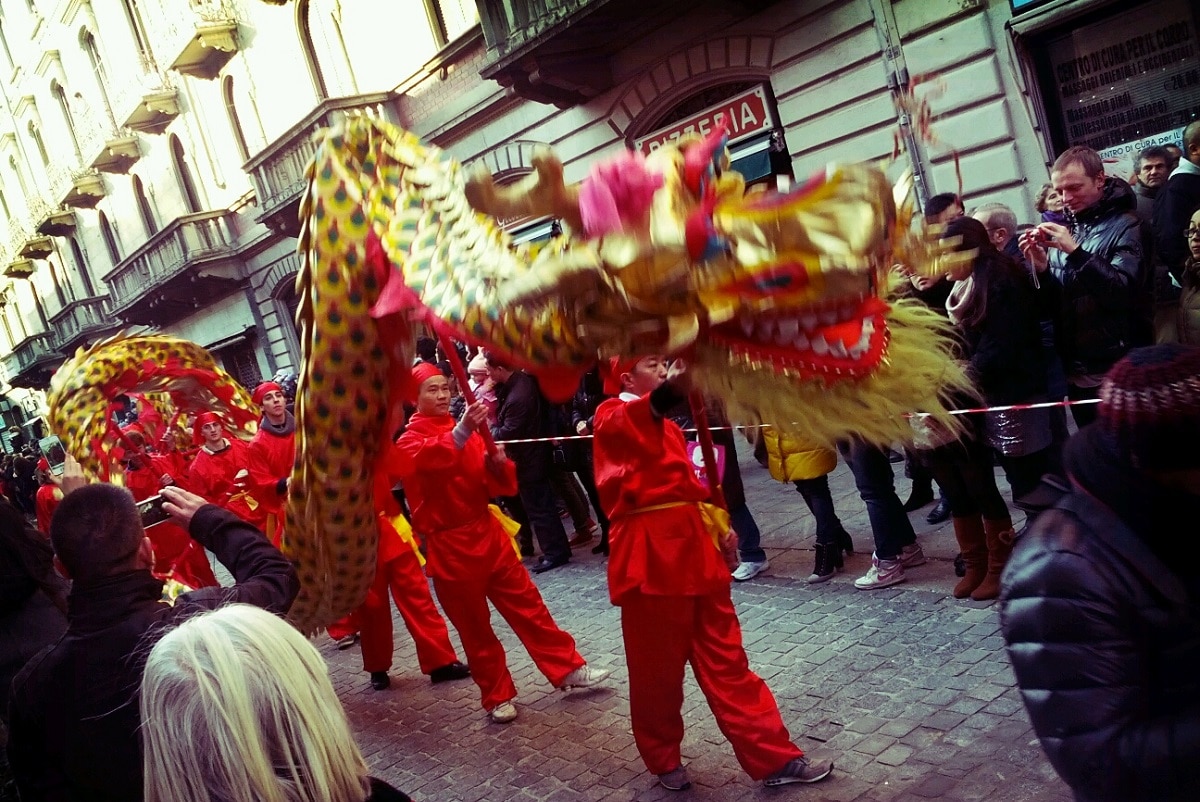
[356, 471, 471, 691]
[186, 411, 258, 523]
[246, 381, 294, 547]
[33, 458, 62, 536]
[119, 427, 219, 591]
[591, 356, 834, 791]
[385, 362, 609, 723]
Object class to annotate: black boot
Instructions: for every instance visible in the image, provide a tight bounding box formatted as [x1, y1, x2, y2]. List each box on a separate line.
[807, 542, 843, 584]
[926, 495, 951, 525]
[370, 672, 390, 691]
[902, 483, 935, 512]
[836, 528, 854, 556]
[591, 530, 609, 555]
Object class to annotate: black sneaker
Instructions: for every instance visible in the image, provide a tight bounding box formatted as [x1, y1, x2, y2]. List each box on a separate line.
[764, 756, 833, 786]
[369, 671, 390, 691]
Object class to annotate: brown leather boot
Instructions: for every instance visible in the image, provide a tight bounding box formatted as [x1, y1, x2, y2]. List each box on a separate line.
[971, 518, 1015, 601]
[951, 516, 987, 599]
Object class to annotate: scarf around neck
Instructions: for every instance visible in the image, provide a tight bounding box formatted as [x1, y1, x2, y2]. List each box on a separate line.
[944, 275, 976, 325]
[260, 411, 295, 437]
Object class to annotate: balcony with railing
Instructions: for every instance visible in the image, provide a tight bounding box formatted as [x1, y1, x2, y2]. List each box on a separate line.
[6, 212, 53, 274]
[477, 0, 683, 106]
[162, 0, 241, 80]
[75, 101, 142, 174]
[46, 161, 106, 210]
[103, 210, 244, 325]
[50, 295, 118, 356]
[244, 92, 396, 237]
[111, 68, 180, 135]
[3, 332, 61, 389]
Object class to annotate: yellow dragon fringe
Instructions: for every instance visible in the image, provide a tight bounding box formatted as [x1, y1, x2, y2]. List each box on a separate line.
[47, 333, 259, 483]
[283, 115, 974, 633]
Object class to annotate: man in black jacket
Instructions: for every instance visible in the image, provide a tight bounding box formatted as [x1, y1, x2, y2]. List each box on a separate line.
[7, 481, 300, 801]
[1153, 121, 1200, 280]
[1000, 344, 1200, 802]
[485, 353, 572, 573]
[1021, 145, 1153, 427]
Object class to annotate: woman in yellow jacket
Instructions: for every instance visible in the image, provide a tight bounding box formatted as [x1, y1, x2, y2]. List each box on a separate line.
[758, 429, 854, 583]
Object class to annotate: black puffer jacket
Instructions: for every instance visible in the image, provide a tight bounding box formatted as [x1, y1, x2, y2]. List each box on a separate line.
[1000, 426, 1200, 802]
[1045, 177, 1153, 375]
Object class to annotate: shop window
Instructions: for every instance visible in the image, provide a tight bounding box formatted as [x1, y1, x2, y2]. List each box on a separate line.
[218, 339, 263, 390]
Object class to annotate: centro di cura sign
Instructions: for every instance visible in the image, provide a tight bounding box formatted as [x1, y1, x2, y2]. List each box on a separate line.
[635, 86, 774, 156]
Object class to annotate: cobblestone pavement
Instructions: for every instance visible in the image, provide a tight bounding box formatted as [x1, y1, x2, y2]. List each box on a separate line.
[325, 441, 1071, 801]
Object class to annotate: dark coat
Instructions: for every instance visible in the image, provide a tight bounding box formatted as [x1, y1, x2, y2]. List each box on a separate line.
[7, 505, 300, 802]
[491, 370, 553, 479]
[0, 499, 67, 726]
[957, 266, 1047, 405]
[1045, 177, 1153, 375]
[1153, 166, 1200, 277]
[1000, 427, 1200, 802]
[666, 400, 746, 511]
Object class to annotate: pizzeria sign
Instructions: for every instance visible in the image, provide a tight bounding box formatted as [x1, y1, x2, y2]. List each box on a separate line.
[635, 86, 774, 155]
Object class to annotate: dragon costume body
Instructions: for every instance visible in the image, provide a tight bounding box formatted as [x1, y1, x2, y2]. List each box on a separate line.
[47, 116, 973, 633]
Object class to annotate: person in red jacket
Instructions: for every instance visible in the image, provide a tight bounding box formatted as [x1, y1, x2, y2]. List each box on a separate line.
[591, 356, 834, 791]
[246, 381, 294, 546]
[385, 362, 608, 724]
[33, 458, 62, 537]
[186, 412, 258, 523]
[119, 427, 219, 591]
[355, 470, 470, 691]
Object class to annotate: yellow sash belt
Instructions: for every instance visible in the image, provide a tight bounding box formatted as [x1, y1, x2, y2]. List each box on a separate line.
[620, 501, 730, 551]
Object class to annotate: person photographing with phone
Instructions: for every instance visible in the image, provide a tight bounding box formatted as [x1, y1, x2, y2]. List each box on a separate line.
[1019, 145, 1153, 428]
[7, 462, 299, 802]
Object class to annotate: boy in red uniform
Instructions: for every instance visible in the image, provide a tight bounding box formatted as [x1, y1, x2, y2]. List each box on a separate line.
[186, 411, 257, 523]
[119, 427, 219, 591]
[386, 363, 609, 723]
[591, 356, 834, 791]
[356, 464, 470, 691]
[246, 381, 293, 546]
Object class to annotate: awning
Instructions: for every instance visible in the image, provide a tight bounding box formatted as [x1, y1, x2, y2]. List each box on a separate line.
[730, 133, 773, 183]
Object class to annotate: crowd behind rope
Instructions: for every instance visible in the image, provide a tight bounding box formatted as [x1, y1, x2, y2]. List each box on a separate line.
[1, 130, 1199, 801]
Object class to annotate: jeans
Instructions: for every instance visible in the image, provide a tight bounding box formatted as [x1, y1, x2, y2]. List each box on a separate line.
[793, 475, 847, 546]
[838, 440, 916, 561]
[926, 440, 1009, 520]
[729, 503, 765, 563]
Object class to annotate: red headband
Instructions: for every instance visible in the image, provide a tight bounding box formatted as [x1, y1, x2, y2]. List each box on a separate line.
[194, 412, 221, 428]
[601, 356, 644, 396]
[252, 381, 283, 406]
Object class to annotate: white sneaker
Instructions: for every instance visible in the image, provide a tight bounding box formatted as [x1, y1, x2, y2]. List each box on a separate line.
[732, 559, 769, 582]
[559, 664, 610, 690]
[900, 543, 926, 567]
[488, 701, 518, 723]
[854, 553, 906, 590]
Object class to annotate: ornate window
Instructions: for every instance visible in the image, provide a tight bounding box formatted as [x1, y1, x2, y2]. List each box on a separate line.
[132, 175, 157, 236]
[169, 135, 202, 213]
[222, 76, 250, 162]
[98, 210, 122, 263]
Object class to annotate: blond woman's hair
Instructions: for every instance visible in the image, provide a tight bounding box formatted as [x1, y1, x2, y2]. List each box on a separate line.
[140, 604, 371, 802]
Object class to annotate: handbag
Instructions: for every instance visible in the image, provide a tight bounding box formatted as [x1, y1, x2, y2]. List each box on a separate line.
[983, 406, 1053, 457]
[908, 413, 960, 451]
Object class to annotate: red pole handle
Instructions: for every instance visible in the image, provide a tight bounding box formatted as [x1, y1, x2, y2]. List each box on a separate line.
[688, 391, 727, 510]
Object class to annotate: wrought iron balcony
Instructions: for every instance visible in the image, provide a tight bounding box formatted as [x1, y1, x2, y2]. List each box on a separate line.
[36, 209, 76, 237]
[477, 0, 682, 107]
[164, 0, 241, 80]
[74, 101, 142, 174]
[47, 162, 107, 209]
[50, 295, 118, 356]
[103, 210, 244, 326]
[112, 70, 180, 135]
[4, 332, 61, 389]
[244, 92, 396, 237]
